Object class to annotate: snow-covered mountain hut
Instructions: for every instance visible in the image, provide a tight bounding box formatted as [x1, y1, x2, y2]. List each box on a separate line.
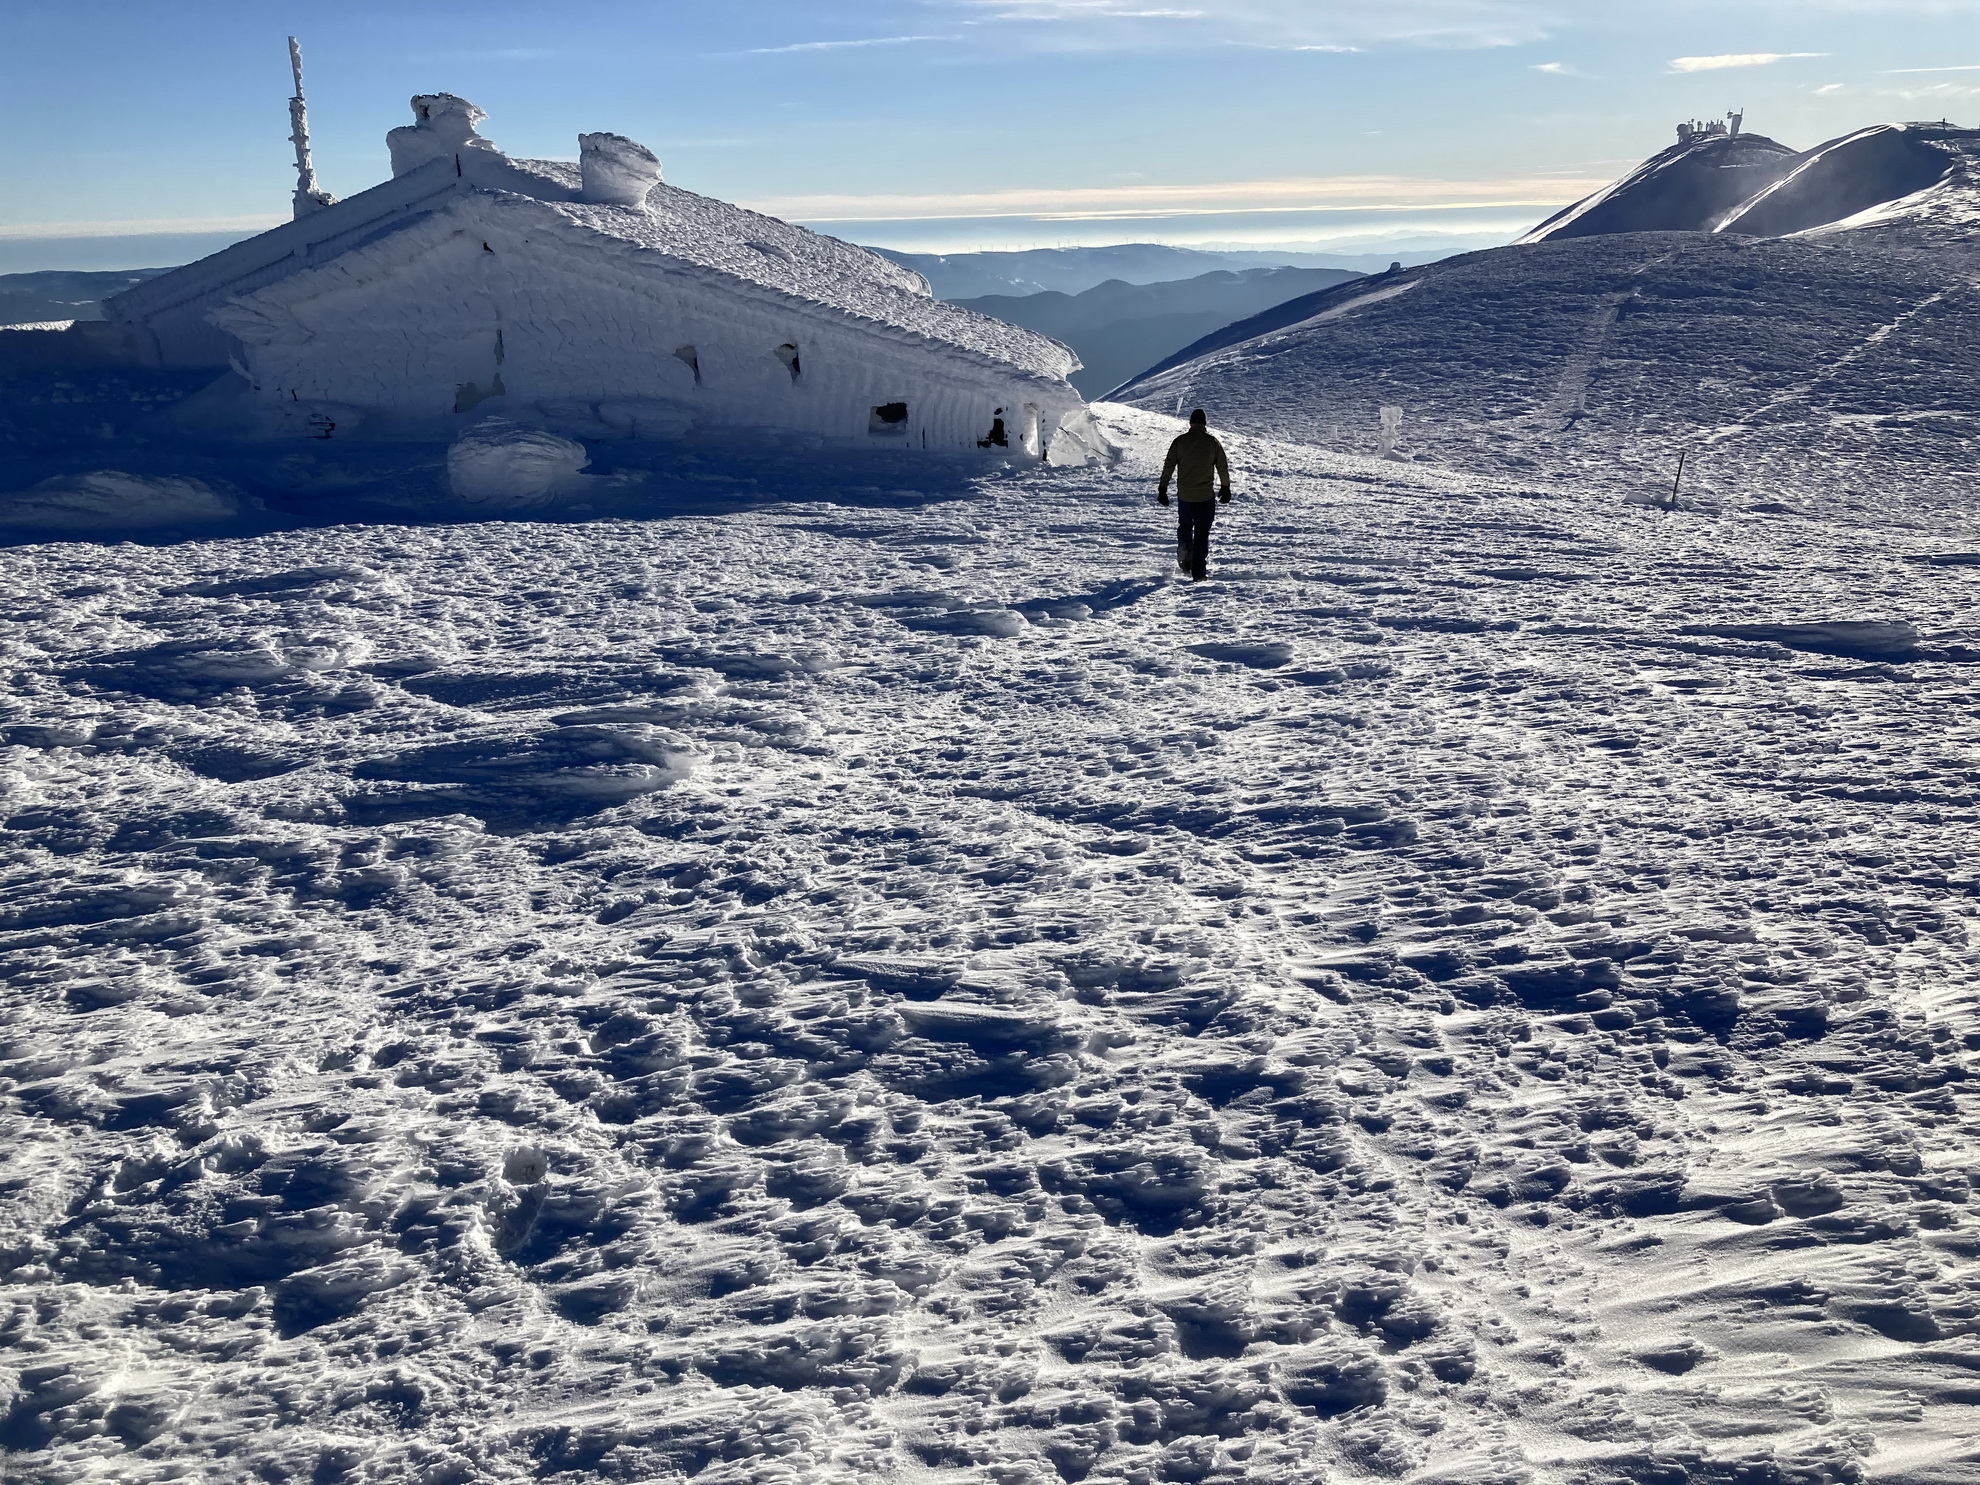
[103, 96, 1084, 453]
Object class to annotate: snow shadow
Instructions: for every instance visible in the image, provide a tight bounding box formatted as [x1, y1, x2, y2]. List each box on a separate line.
[0, 424, 1025, 548]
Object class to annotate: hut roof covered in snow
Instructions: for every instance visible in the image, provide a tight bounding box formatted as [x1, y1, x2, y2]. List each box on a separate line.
[105, 96, 1078, 383]
[478, 166, 1076, 380]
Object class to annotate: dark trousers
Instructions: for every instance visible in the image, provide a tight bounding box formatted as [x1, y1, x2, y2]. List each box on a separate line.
[1176, 498, 1216, 579]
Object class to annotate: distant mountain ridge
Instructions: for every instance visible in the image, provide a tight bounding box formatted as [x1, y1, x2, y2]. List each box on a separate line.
[1111, 268, 1417, 395]
[0, 269, 171, 328]
[870, 243, 1443, 300]
[953, 265, 1362, 397]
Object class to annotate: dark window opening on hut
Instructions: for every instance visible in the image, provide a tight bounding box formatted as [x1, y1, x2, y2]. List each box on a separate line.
[674, 345, 701, 384]
[870, 402, 909, 435]
[775, 343, 801, 381]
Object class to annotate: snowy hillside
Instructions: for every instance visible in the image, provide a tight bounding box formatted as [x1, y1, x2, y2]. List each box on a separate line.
[3, 407, 1980, 1483]
[1114, 232, 1980, 506]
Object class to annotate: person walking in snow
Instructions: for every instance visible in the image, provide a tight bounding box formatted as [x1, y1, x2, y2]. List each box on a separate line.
[1158, 408, 1232, 582]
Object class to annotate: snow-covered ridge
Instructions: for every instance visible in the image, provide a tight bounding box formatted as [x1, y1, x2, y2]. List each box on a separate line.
[1518, 131, 1797, 245]
[1763, 127, 1980, 253]
[1524, 120, 1980, 253]
[1714, 123, 1974, 239]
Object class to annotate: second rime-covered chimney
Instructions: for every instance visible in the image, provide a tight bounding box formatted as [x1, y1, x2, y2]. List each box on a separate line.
[579, 133, 663, 208]
[389, 94, 500, 176]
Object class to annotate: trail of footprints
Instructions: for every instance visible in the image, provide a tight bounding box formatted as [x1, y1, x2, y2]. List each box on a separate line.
[1, 433, 1979, 1483]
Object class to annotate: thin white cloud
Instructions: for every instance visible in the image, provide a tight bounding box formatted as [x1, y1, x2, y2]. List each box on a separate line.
[746, 34, 953, 54]
[1533, 61, 1578, 75]
[457, 48, 563, 61]
[1669, 52, 1826, 72]
[1771, 0, 1980, 10]
[1880, 80, 1980, 100]
[967, 1, 1200, 16]
[745, 172, 1608, 222]
[934, 0, 1555, 51]
[981, 5, 1203, 14]
[934, 0, 1980, 56]
[972, 0, 1194, 12]
[1884, 64, 1980, 72]
[0, 215, 283, 241]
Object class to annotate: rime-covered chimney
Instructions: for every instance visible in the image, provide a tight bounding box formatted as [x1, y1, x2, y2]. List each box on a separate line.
[579, 133, 663, 208]
[287, 38, 334, 218]
[388, 94, 501, 176]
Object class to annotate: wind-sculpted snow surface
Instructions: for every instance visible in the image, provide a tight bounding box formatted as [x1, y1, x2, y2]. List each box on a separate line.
[1715, 125, 1980, 251]
[1780, 128, 1980, 258]
[1118, 233, 1980, 508]
[3, 410, 1980, 1484]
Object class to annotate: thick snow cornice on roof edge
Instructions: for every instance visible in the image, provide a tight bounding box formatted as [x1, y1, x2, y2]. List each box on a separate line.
[105, 157, 466, 326]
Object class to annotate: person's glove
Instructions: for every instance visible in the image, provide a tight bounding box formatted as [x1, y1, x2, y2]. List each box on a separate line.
[1218, 491, 1232, 503]
[1157, 493, 1171, 506]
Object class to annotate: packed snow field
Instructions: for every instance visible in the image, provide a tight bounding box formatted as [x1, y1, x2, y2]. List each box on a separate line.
[4, 409, 1980, 1485]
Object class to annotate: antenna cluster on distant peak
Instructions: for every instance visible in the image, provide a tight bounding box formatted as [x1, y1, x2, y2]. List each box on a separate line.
[288, 37, 335, 220]
[1677, 111, 1745, 144]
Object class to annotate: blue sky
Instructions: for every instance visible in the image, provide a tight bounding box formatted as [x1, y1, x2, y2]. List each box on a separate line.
[5, 0, 1980, 266]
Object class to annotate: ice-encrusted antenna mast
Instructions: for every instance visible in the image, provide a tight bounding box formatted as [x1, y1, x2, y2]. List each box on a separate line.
[287, 36, 335, 219]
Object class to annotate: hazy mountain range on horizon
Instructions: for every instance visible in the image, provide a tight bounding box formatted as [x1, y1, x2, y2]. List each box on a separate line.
[0, 268, 174, 329]
[866, 241, 1474, 300]
[952, 265, 1363, 398]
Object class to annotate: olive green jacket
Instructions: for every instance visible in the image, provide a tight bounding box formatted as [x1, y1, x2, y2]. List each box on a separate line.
[1160, 429, 1231, 501]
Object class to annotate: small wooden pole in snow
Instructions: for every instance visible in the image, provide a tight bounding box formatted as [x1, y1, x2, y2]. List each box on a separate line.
[1666, 450, 1688, 511]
